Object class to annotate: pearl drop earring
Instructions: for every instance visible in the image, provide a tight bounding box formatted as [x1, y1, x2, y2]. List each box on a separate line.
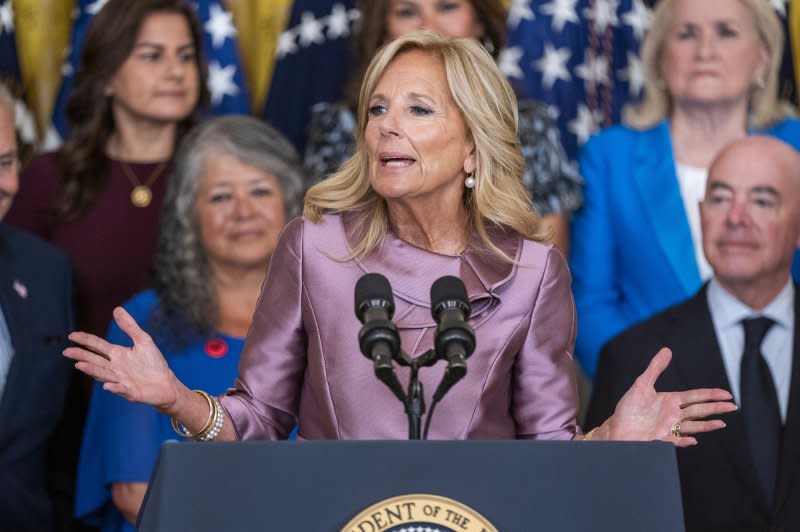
[464, 172, 476, 189]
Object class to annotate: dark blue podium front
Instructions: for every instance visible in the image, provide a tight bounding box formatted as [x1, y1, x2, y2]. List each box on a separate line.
[137, 440, 684, 531]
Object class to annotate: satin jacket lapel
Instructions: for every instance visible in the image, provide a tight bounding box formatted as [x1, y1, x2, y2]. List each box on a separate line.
[354, 219, 519, 331]
[775, 285, 800, 511]
[0, 232, 34, 442]
[633, 121, 701, 295]
[670, 286, 769, 512]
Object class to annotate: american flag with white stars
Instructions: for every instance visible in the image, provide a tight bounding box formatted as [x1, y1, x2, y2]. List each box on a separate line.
[504, 0, 791, 161]
[503, 0, 653, 161]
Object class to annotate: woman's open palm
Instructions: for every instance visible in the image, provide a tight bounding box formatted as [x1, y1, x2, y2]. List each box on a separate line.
[64, 306, 179, 410]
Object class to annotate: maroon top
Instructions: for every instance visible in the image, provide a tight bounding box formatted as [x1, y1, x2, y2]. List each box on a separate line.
[6, 152, 170, 336]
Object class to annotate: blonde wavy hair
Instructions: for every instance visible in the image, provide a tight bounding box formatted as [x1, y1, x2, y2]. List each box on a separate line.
[304, 30, 542, 261]
[625, 0, 789, 129]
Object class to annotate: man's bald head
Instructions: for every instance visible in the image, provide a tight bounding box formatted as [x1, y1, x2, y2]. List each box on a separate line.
[711, 136, 800, 188]
[700, 136, 800, 307]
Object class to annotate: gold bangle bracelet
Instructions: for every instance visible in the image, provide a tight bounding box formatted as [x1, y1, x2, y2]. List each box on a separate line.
[170, 389, 215, 440]
[582, 427, 599, 441]
[192, 390, 217, 440]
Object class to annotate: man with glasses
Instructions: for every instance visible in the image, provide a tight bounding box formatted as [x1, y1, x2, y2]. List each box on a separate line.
[587, 136, 800, 531]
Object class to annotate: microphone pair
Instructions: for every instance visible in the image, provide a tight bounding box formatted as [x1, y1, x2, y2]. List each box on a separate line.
[354, 273, 476, 402]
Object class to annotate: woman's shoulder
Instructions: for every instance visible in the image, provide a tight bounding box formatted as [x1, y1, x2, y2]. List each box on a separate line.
[499, 234, 570, 290]
[5, 152, 65, 235]
[19, 151, 66, 192]
[273, 214, 350, 257]
[585, 122, 662, 146]
[763, 117, 800, 149]
[23, 150, 63, 173]
[119, 289, 161, 323]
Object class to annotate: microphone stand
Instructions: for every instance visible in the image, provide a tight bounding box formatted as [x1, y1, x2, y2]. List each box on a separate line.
[394, 350, 438, 440]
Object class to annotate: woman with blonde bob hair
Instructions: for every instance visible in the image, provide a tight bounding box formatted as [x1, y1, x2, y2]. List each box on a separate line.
[65, 31, 735, 446]
[570, 0, 800, 378]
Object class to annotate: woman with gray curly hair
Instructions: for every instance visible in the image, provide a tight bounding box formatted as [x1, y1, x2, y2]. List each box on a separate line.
[73, 115, 303, 531]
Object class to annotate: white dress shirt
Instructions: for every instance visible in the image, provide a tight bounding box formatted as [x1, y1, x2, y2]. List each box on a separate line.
[675, 162, 713, 281]
[707, 278, 794, 422]
[0, 303, 14, 400]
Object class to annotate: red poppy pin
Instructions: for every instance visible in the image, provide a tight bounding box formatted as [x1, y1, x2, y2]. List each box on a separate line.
[204, 338, 228, 358]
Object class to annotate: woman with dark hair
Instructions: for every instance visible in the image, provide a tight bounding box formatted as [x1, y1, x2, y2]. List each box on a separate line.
[304, 0, 581, 254]
[6, 0, 208, 337]
[74, 115, 303, 531]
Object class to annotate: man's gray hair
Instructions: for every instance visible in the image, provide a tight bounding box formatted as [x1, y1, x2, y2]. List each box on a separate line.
[0, 82, 14, 115]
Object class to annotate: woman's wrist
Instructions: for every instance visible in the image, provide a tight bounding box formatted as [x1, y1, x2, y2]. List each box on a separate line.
[582, 419, 612, 441]
[156, 373, 189, 418]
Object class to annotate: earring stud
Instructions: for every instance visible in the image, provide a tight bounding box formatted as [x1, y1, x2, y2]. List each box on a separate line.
[464, 172, 476, 189]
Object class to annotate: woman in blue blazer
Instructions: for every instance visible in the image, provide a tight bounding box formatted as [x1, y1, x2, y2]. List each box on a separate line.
[570, 0, 800, 378]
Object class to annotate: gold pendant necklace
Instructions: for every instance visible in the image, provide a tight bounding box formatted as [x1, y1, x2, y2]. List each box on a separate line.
[120, 160, 167, 208]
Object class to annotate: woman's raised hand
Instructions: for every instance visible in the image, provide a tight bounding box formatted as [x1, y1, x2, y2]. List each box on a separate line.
[63, 306, 180, 411]
[603, 348, 738, 446]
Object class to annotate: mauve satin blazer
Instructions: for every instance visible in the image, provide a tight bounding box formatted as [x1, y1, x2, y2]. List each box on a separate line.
[220, 214, 580, 440]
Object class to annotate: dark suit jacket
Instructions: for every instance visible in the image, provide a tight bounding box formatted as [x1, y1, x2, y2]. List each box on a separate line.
[0, 223, 74, 531]
[587, 285, 800, 532]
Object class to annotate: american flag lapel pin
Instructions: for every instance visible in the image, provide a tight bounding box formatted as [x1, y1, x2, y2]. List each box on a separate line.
[13, 280, 27, 299]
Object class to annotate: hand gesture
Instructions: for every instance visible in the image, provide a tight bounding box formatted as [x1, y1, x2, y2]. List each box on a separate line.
[606, 348, 737, 446]
[63, 306, 179, 411]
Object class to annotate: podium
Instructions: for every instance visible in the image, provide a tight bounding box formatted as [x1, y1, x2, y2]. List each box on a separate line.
[138, 440, 685, 531]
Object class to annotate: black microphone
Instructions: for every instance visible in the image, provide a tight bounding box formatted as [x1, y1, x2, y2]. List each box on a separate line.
[354, 273, 404, 401]
[430, 276, 475, 401]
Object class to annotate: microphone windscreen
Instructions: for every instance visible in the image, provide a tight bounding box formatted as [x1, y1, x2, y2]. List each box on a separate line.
[430, 276, 470, 319]
[354, 273, 395, 320]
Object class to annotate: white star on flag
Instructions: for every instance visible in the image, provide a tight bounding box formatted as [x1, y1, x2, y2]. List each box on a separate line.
[60, 45, 73, 76]
[499, 46, 525, 79]
[14, 100, 37, 145]
[0, 0, 14, 34]
[583, 0, 619, 33]
[207, 61, 239, 105]
[508, 0, 535, 29]
[86, 0, 109, 16]
[327, 4, 350, 39]
[619, 52, 645, 96]
[204, 3, 237, 49]
[770, 0, 787, 16]
[298, 11, 324, 46]
[575, 50, 610, 87]
[535, 43, 572, 89]
[541, 0, 579, 32]
[622, 0, 652, 40]
[569, 104, 600, 145]
[276, 30, 298, 59]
